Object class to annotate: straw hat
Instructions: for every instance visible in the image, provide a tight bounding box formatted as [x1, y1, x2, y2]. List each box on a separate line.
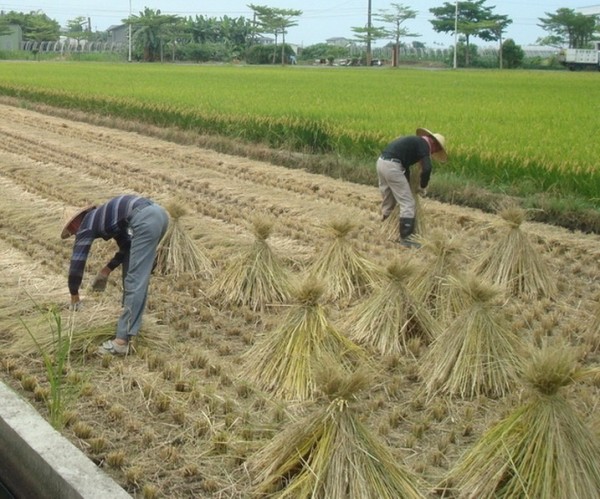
[61, 206, 96, 239]
[416, 127, 448, 163]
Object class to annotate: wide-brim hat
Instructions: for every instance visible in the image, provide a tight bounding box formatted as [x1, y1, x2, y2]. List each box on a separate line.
[61, 205, 96, 239]
[416, 127, 448, 163]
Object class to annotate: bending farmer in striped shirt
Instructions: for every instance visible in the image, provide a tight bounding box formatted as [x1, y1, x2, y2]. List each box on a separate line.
[62, 195, 169, 355]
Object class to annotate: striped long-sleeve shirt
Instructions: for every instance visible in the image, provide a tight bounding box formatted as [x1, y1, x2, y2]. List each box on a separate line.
[68, 195, 150, 295]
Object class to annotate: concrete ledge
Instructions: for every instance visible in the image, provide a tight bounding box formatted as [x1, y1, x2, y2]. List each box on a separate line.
[0, 381, 131, 499]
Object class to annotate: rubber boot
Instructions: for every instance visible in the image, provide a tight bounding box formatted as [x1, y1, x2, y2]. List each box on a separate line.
[399, 218, 420, 248]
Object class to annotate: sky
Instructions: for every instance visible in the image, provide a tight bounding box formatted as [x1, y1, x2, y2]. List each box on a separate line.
[3, 1, 599, 48]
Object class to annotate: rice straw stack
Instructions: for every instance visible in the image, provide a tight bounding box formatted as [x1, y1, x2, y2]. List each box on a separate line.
[248, 367, 427, 498]
[439, 343, 600, 498]
[240, 278, 366, 401]
[309, 218, 381, 305]
[591, 300, 600, 336]
[590, 299, 600, 342]
[0, 241, 165, 357]
[208, 217, 294, 311]
[381, 205, 401, 241]
[593, 299, 600, 322]
[421, 274, 524, 399]
[410, 229, 465, 321]
[471, 206, 556, 299]
[346, 260, 439, 356]
[409, 162, 427, 236]
[154, 202, 213, 279]
[6, 301, 172, 357]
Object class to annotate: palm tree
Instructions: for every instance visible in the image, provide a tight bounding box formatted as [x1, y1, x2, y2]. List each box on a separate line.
[123, 8, 181, 62]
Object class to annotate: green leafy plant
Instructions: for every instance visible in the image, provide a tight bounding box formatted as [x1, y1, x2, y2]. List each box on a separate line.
[21, 304, 72, 429]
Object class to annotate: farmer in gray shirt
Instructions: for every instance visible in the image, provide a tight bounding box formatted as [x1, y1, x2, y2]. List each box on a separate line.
[377, 127, 447, 247]
[62, 194, 169, 355]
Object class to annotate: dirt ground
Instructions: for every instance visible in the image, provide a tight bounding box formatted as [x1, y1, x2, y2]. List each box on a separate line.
[0, 102, 599, 498]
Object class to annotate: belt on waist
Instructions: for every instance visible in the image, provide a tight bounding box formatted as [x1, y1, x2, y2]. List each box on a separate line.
[379, 156, 402, 164]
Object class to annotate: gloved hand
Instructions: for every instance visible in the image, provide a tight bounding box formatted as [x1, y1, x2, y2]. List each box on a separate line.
[69, 300, 82, 312]
[91, 272, 108, 292]
[69, 294, 82, 311]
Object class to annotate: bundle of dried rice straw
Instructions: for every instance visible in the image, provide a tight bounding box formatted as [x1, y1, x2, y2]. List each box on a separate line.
[410, 229, 465, 321]
[208, 217, 294, 311]
[0, 238, 170, 358]
[380, 190, 426, 241]
[345, 260, 440, 356]
[240, 277, 366, 401]
[421, 274, 524, 399]
[590, 298, 600, 341]
[580, 297, 600, 355]
[471, 206, 556, 299]
[309, 218, 381, 306]
[248, 367, 428, 498]
[381, 205, 401, 241]
[5, 298, 172, 357]
[154, 201, 213, 279]
[439, 343, 600, 498]
[409, 163, 427, 236]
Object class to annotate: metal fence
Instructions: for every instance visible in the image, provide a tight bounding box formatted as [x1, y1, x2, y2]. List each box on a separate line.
[21, 40, 126, 53]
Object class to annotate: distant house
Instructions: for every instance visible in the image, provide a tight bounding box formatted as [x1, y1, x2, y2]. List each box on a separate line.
[253, 34, 274, 45]
[326, 37, 352, 47]
[522, 45, 559, 58]
[0, 24, 22, 50]
[576, 5, 600, 15]
[107, 24, 129, 45]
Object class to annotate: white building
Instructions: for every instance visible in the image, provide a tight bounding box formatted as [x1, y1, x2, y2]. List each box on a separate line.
[576, 5, 600, 15]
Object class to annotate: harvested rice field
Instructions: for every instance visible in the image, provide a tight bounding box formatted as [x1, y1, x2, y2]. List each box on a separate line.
[0, 102, 599, 498]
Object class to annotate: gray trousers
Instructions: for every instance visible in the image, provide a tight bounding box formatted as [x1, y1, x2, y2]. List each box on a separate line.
[116, 203, 169, 341]
[376, 157, 415, 219]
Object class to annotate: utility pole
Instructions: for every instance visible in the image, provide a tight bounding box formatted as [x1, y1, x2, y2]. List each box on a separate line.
[128, 0, 132, 62]
[453, 0, 458, 69]
[367, 0, 372, 66]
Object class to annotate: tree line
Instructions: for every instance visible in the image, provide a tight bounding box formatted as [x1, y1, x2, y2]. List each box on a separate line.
[1, 2, 598, 67]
